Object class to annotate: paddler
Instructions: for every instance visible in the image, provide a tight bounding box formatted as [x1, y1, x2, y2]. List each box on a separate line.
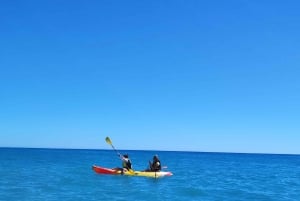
[119, 153, 133, 173]
[149, 155, 161, 171]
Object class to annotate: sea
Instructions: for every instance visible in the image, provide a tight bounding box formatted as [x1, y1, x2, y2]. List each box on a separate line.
[0, 148, 300, 201]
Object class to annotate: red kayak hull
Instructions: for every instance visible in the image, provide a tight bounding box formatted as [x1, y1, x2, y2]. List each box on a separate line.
[92, 165, 119, 174]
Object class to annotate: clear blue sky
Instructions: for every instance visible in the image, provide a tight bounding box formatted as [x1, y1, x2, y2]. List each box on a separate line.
[1, 0, 299, 154]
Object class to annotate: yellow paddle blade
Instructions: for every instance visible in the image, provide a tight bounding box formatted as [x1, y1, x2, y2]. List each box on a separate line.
[105, 137, 112, 145]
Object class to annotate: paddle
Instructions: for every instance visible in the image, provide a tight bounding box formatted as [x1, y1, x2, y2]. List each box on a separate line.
[105, 136, 120, 156]
[105, 137, 134, 174]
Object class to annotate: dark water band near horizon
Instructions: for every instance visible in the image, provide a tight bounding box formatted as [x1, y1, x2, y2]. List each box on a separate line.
[1, 148, 300, 201]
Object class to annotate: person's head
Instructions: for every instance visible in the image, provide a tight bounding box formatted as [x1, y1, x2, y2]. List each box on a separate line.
[153, 155, 159, 161]
[124, 154, 129, 158]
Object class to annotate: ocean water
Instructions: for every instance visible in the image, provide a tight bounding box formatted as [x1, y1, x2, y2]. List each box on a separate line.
[0, 148, 300, 201]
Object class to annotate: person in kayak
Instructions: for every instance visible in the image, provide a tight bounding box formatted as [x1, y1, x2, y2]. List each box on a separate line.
[149, 155, 161, 172]
[119, 153, 133, 172]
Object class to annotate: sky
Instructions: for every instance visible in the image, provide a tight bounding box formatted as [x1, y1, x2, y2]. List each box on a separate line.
[0, 0, 299, 154]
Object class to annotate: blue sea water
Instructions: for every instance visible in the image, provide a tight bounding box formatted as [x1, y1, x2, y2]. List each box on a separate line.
[1, 148, 300, 201]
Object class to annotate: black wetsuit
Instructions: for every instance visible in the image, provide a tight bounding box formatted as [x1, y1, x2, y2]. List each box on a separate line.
[150, 159, 161, 171]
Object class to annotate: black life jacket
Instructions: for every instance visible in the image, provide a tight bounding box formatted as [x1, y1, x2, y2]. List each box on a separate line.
[122, 158, 132, 170]
[151, 159, 161, 171]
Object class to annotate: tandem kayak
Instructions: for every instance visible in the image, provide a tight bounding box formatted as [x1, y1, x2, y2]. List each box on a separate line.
[92, 165, 173, 178]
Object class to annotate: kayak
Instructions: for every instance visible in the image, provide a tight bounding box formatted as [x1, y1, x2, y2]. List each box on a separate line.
[92, 165, 173, 178]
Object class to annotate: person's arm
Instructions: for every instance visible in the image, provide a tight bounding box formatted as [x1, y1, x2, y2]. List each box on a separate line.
[157, 161, 161, 170]
[118, 154, 124, 161]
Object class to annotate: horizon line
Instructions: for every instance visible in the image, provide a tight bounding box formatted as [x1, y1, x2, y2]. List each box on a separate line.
[1, 146, 299, 156]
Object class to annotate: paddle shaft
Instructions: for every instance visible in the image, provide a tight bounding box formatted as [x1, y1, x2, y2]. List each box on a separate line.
[111, 144, 120, 156]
